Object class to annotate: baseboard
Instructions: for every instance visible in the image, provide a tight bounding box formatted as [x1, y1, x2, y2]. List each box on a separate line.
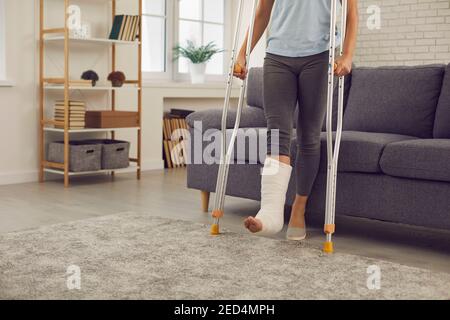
[0, 170, 39, 186]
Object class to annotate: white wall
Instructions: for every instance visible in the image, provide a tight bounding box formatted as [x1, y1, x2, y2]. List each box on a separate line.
[0, 0, 38, 184]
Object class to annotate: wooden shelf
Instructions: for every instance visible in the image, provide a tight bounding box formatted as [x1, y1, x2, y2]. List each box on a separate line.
[44, 85, 141, 91]
[44, 36, 140, 45]
[44, 163, 140, 177]
[39, 0, 143, 187]
[44, 127, 140, 133]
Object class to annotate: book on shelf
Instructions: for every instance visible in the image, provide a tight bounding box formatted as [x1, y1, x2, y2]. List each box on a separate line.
[109, 15, 140, 41]
[162, 116, 189, 168]
[109, 15, 124, 40]
[53, 100, 86, 129]
[54, 100, 86, 105]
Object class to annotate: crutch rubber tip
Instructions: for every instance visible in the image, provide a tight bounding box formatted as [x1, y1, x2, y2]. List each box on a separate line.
[210, 224, 220, 235]
[323, 241, 334, 254]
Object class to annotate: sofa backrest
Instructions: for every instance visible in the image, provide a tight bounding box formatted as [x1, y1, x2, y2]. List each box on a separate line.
[343, 65, 445, 138]
[434, 64, 450, 138]
[247, 68, 264, 109]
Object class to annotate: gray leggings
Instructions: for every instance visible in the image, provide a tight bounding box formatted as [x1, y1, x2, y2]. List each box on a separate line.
[264, 51, 329, 196]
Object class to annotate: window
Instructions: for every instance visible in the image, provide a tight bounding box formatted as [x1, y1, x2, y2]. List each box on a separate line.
[176, 0, 225, 76]
[0, 0, 5, 81]
[142, 0, 169, 74]
[142, 0, 229, 81]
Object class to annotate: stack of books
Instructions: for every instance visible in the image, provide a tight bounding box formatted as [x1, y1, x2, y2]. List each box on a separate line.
[163, 116, 189, 169]
[109, 15, 141, 41]
[70, 80, 93, 87]
[54, 100, 86, 129]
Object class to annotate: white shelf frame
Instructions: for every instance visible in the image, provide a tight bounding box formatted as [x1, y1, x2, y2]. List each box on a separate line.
[44, 36, 140, 45]
[44, 164, 140, 176]
[44, 85, 141, 91]
[43, 127, 140, 133]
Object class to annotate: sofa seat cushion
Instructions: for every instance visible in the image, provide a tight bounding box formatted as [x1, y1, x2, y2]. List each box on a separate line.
[380, 139, 450, 182]
[291, 131, 416, 173]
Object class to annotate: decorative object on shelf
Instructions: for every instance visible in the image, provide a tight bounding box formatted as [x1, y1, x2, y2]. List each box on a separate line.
[81, 70, 99, 87]
[54, 100, 86, 129]
[69, 21, 92, 39]
[85, 111, 138, 128]
[173, 40, 222, 84]
[107, 71, 126, 87]
[109, 15, 141, 41]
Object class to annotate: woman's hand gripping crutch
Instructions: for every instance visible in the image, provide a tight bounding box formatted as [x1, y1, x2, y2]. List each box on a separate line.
[323, 0, 348, 253]
[210, 0, 259, 235]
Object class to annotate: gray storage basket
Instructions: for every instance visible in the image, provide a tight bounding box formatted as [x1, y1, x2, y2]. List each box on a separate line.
[48, 141, 102, 172]
[87, 139, 130, 169]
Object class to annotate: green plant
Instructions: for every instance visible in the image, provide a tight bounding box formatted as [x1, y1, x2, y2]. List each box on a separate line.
[173, 40, 222, 64]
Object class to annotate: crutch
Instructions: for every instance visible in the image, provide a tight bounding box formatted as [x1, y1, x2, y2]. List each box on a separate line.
[210, 0, 259, 235]
[323, 0, 348, 253]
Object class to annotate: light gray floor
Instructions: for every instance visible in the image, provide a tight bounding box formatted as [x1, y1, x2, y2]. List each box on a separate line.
[1, 169, 449, 273]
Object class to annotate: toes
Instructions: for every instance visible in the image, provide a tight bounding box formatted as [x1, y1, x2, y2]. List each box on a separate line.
[244, 217, 252, 229]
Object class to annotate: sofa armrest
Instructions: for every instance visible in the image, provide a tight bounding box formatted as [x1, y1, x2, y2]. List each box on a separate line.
[186, 106, 267, 132]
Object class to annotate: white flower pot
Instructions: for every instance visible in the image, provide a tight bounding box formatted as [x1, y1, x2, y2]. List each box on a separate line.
[189, 62, 207, 84]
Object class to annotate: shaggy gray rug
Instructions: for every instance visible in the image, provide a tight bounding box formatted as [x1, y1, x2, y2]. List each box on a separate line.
[0, 212, 449, 300]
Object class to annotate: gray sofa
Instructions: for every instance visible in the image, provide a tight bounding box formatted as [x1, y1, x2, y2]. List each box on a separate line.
[186, 64, 450, 231]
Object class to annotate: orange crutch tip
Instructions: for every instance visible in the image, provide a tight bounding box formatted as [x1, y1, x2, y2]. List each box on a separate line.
[210, 224, 220, 235]
[323, 241, 334, 254]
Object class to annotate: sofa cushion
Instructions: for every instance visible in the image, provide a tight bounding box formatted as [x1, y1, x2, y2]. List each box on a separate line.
[434, 64, 450, 138]
[291, 131, 416, 173]
[380, 139, 450, 183]
[343, 65, 445, 138]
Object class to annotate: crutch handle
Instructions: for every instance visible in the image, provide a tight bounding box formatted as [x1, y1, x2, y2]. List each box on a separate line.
[234, 63, 243, 74]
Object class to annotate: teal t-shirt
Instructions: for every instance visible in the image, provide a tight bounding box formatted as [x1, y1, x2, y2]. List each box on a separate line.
[267, 0, 341, 57]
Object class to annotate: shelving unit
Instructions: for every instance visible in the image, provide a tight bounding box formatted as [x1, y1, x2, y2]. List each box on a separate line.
[39, 0, 143, 187]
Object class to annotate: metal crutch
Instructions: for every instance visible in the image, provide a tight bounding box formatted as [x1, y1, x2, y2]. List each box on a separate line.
[210, 0, 259, 235]
[323, 0, 348, 253]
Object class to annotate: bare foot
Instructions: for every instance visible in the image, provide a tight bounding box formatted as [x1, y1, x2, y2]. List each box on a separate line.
[244, 216, 263, 233]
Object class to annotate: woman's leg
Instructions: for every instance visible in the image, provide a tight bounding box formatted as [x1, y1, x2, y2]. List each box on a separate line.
[288, 52, 329, 231]
[245, 54, 299, 234]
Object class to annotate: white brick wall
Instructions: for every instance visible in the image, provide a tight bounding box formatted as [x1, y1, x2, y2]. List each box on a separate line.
[354, 0, 450, 66]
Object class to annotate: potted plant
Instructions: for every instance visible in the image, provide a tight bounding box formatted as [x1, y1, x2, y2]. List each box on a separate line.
[173, 41, 222, 84]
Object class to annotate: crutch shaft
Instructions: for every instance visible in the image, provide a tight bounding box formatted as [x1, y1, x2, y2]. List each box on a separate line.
[324, 0, 348, 252]
[211, 0, 259, 235]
